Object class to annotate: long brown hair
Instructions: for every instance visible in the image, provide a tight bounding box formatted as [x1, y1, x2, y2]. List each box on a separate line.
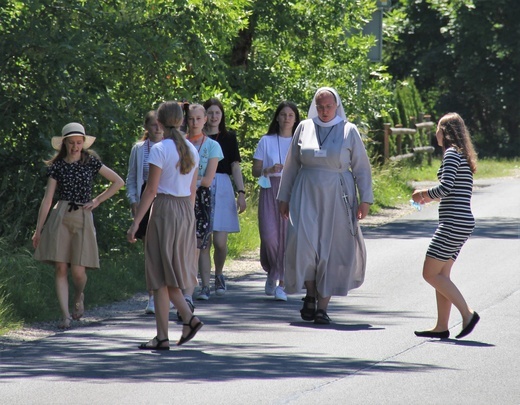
[203, 98, 229, 136]
[438, 112, 478, 173]
[45, 140, 98, 166]
[139, 110, 157, 141]
[156, 101, 195, 174]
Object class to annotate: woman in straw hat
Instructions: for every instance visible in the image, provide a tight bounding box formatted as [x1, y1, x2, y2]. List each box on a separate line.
[33, 122, 124, 329]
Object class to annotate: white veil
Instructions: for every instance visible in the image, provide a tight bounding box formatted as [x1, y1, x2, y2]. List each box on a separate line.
[307, 87, 347, 126]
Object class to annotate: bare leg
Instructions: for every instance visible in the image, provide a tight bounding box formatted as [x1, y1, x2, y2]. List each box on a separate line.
[153, 286, 170, 342]
[212, 231, 228, 277]
[168, 287, 201, 340]
[317, 295, 331, 311]
[304, 280, 316, 298]
[55, 262, 71, 327]
[70, 264, 87, 320]
[423, 257, 474, 328]
[198, 244, 211, 288]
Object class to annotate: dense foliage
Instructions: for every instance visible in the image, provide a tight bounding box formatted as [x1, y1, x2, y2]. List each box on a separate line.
[384, 0, 520, 156]
[0, 0, 392, 248]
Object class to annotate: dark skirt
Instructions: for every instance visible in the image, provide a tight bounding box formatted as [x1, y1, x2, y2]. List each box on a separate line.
[195, 186, 213, 249]
[135, 182, 151, 239]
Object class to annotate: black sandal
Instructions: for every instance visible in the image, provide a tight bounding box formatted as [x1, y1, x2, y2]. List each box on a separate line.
[138, 336, 170, 350]
[300, 295, 316, 321]
[177, 299, 195, 323]
[177, 316, 203, 346]
[314, 309, 331, 325]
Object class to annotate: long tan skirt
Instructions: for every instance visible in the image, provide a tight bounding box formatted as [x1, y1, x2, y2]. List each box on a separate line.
[34, 200, 99, 268]
[145, 194, 198, 291]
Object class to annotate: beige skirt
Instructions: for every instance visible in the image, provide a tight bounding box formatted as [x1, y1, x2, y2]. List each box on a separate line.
[34, 200, 99, 268]
[145, 194, 198, 290]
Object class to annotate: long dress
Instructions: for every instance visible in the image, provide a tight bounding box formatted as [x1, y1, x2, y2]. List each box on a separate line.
[277, 118, 373, 297]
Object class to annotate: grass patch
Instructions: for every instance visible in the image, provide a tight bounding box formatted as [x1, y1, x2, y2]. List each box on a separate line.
[227, 207, 260, 259]
[0, 239, 147, 327]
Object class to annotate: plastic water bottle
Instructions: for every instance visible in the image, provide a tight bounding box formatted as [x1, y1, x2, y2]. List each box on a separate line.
[410, 200, 422, 211]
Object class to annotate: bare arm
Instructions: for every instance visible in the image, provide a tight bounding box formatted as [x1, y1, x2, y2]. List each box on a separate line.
[83, 165, 125, 211]
[231, 161, 246, 213]
[190, 168, 198, 206]
[199, 157, 218, 188]
[252, 158, 263, 178]
[32, 178, 57, 249]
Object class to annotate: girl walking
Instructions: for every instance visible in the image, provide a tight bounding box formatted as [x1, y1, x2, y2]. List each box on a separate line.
[33, 122, 124, 329]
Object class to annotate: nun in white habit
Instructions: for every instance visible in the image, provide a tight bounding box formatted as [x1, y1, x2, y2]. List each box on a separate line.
[277, 87, 373, 324]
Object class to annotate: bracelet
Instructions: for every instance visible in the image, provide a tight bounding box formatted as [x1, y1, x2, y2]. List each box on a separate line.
[237, 190, 246, 195]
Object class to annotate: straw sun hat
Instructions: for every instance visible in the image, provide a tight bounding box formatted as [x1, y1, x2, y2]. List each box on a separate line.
[51, 122, 96, 151]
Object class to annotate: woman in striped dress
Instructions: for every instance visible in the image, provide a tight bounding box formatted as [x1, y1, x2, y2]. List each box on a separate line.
[412, 113, 479, 340]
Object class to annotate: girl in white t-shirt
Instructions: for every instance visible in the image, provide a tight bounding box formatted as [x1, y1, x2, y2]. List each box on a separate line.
[252, 101, 300, 302]
[127, 101, 203, 350]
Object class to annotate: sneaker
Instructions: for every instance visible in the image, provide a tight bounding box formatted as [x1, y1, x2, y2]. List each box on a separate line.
[265, 278, 276, 296]
[274, 286, 287, 301]
[215, 274, 227, 296]
[177, 298, 195, 322]
[144, 296, 155, 314]
[196, 286, 210, 301]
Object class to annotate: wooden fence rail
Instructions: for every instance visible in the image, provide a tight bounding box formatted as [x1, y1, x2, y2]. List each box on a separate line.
[383, 120, 435, 164]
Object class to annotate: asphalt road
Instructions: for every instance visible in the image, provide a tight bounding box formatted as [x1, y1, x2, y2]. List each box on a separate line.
[1, 177, 519, 405]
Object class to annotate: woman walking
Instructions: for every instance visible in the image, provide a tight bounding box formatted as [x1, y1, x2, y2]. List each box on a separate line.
[127, 101, 203, 349]
[33, 122, 124, 329]
[278, 87, 373, 324]
[252, 101, 300, 301]
[412, 112, 479, 339]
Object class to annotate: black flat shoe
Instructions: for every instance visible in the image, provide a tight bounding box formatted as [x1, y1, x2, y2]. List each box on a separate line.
[177, 316, 203, 346]
[314, 309, 331, 325]
[300, 295, 316, 321]
[456, 312, 480, 339]
[414, 330, 450, 339]
[138, 336, 170, 350]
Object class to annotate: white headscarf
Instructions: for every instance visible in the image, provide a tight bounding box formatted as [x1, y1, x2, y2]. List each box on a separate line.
[308, 87, 347, 127]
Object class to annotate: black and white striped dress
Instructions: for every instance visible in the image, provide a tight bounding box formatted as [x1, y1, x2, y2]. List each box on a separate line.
[426, 147, 475, 261]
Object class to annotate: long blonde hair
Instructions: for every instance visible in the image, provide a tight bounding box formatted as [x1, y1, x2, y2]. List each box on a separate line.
[156, 101, 195, 174]
[438, 113, 477, 173]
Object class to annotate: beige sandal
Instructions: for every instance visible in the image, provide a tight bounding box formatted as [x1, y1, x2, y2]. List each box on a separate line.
[72, 293, 84, 320]
[58, 317, 72, 329]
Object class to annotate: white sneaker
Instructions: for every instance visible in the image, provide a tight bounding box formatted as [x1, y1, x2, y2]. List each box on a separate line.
[265, 278, 276, 296]
[274, 286, 287, 301]
[145, 296, 155, 314]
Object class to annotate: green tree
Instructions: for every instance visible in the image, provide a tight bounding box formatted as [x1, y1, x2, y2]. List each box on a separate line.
[0, 0, 394, 248]
[384, 0, 520, 156]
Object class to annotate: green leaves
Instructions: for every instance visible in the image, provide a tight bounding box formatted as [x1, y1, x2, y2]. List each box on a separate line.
[0, 0, 393, 247]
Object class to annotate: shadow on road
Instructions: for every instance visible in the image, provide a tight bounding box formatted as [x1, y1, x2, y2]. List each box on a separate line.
[0, 272, 450, 383]
[363, 217, 519, 240]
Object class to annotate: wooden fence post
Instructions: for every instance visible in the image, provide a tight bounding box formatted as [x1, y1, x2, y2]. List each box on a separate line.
[383, 123, 391, 162]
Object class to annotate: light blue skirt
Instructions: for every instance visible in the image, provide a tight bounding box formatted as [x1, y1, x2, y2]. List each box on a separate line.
[211, 173, 240, 233]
